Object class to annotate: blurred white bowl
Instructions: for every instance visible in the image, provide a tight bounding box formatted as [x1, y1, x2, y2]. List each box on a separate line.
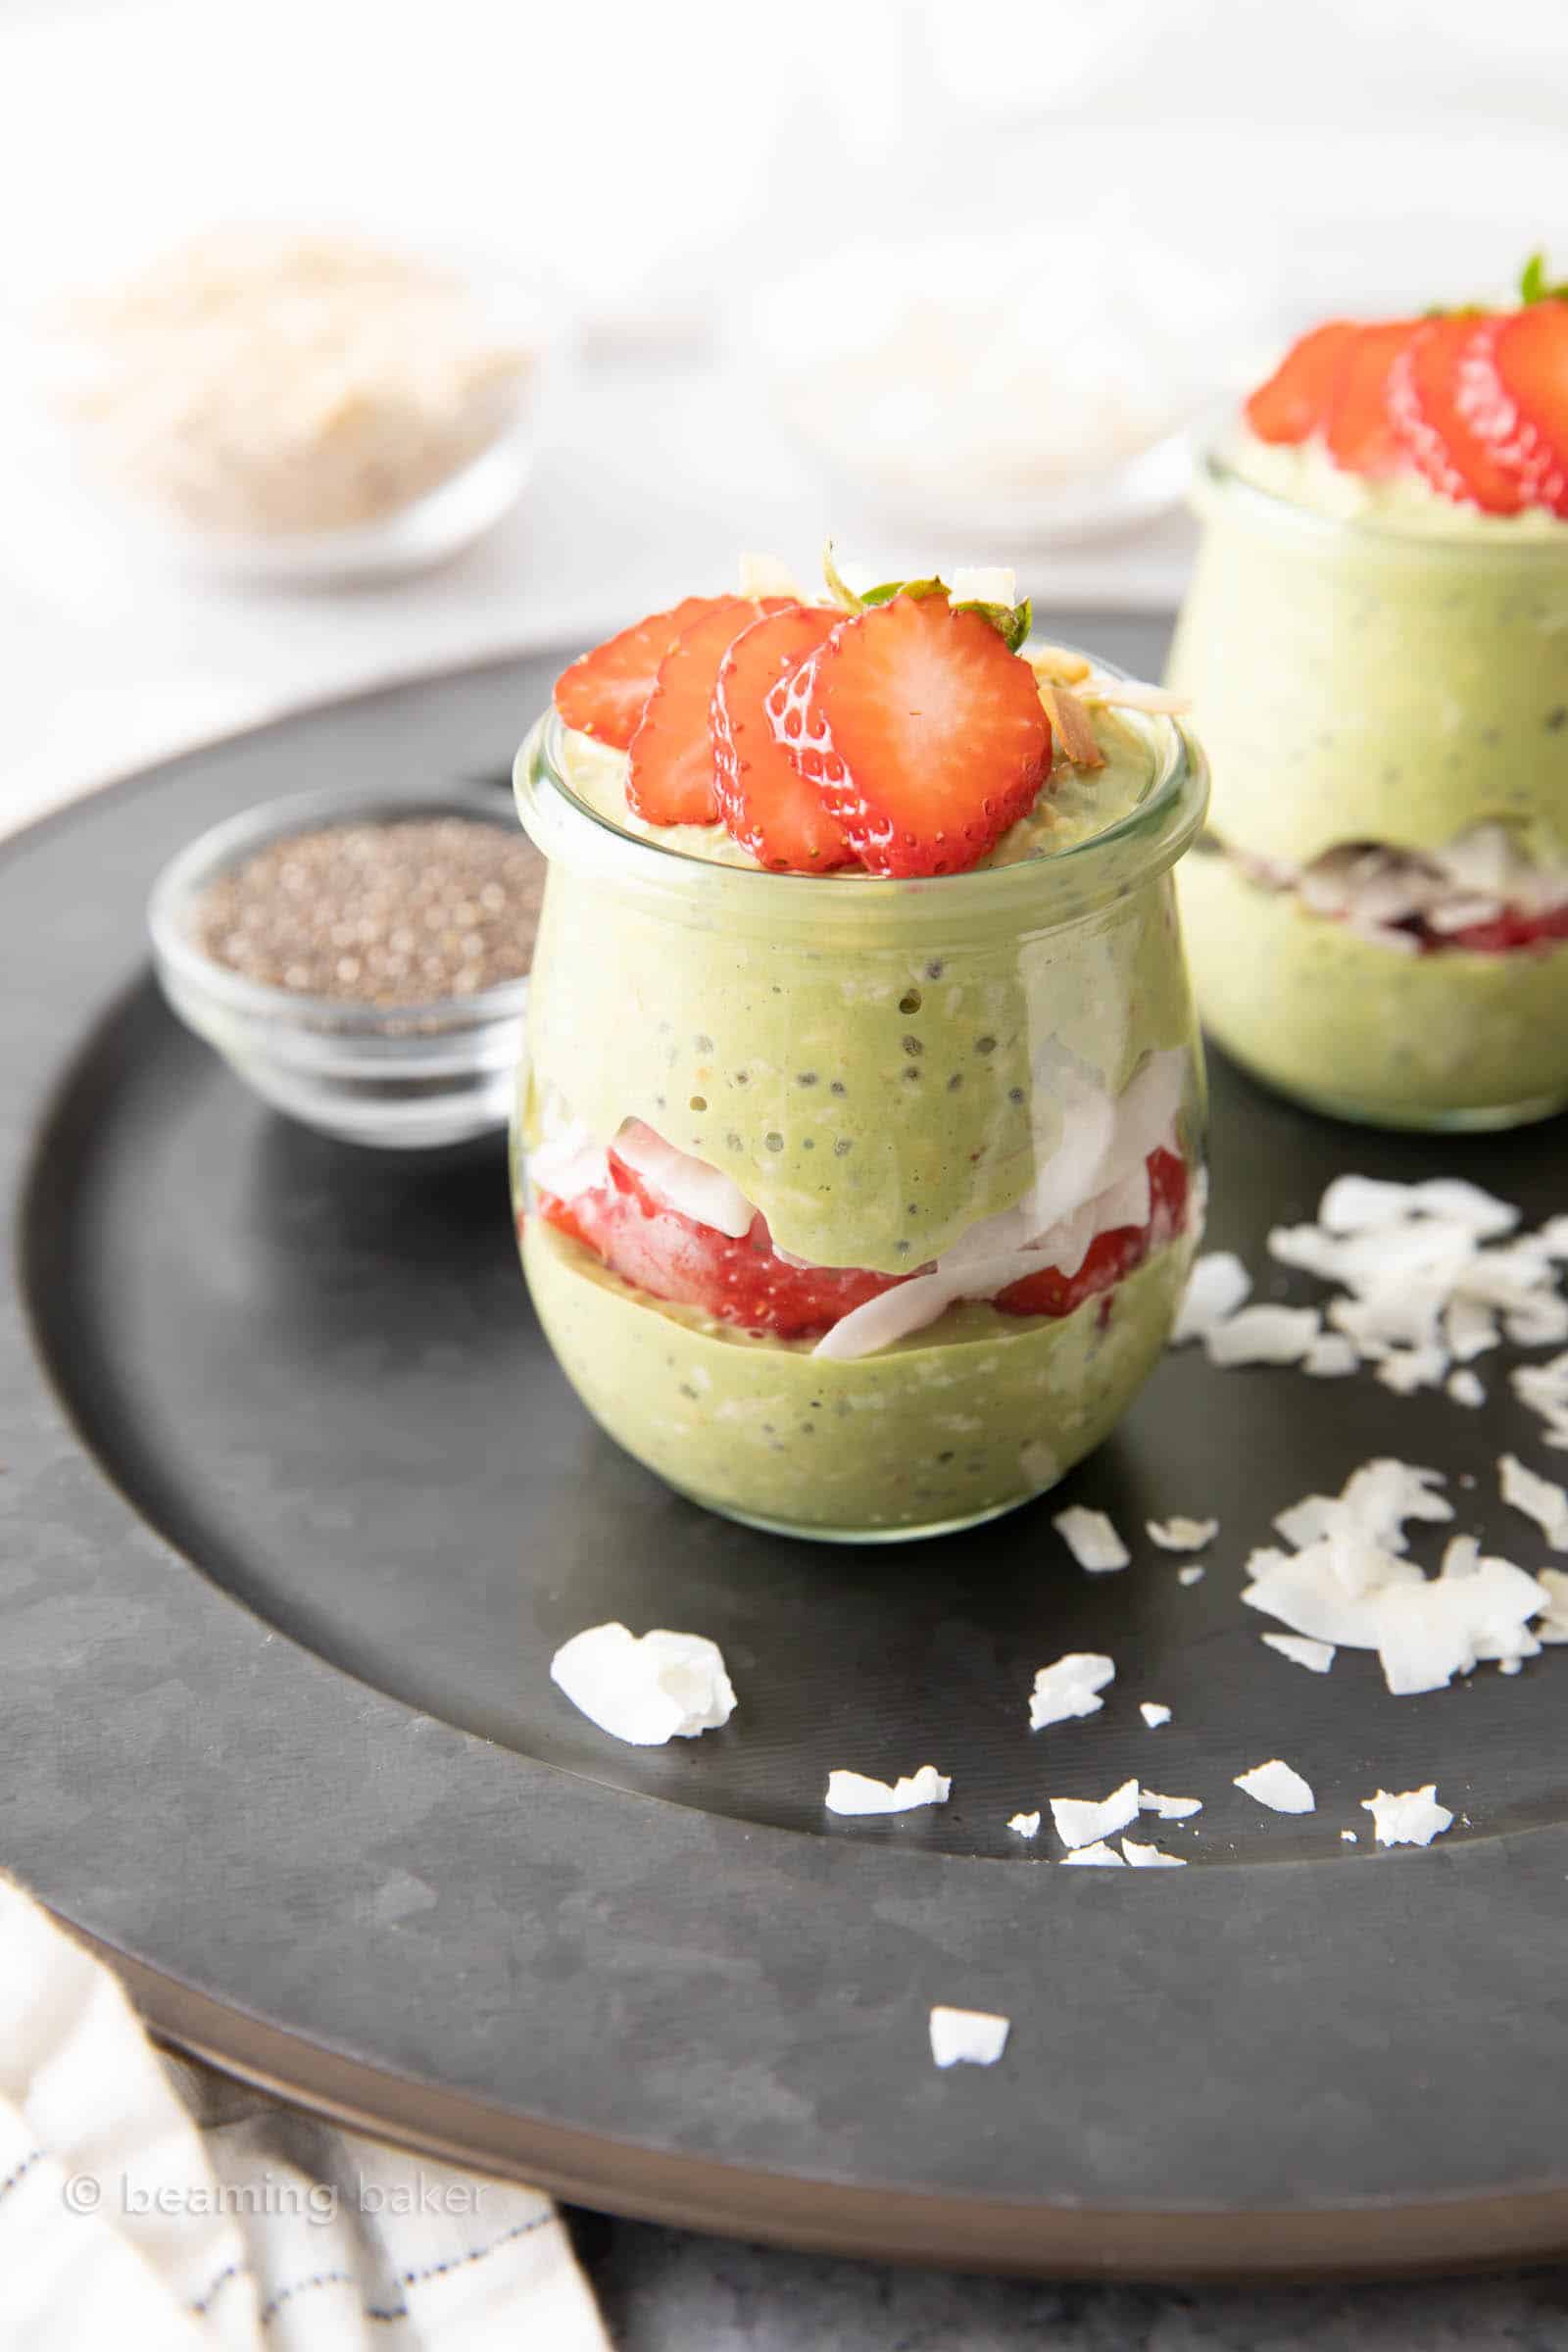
[738, 227, 1263, 547]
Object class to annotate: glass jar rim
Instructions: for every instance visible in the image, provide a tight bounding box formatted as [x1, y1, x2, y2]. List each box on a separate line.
[1198, 440, 1568, 559]
[514, 649, 1208, 937]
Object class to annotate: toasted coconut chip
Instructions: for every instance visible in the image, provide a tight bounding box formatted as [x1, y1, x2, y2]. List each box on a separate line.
[1235, 1759, 1316, 1814]
[1006, 1810, 1042, 1837]
[929, 2005, 1010, 2068]
[825, 1765, 952, 1816]
[550, 1622, 737, 1746]
[1361, 1786, 1453, 1847]
[1060, 1839, 1126, 1867]
[1447, 1369, 1486, 1408]
[1121, 1838, 1187, 1868]
[1041, 681, 1105, 769]
[1029, 1651, 1115, 1730]
[1028, 642, 1092, 685]
[1139, 1701, 1172, 1728]
[1176, 1564, 1206, 1587]
[1303, 1333, 1359, 1377]
[1050, 1779, 1141, 1850]
[1205, 1304, 1320, 1367]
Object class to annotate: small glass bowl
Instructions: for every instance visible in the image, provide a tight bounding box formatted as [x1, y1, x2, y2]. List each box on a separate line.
[149, 787, 533, 1150]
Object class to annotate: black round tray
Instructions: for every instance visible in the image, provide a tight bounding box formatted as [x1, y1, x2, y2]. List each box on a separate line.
[4, 624, 1566, 2280]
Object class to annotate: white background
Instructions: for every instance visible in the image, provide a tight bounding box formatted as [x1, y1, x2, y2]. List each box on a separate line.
[4, 0, 1568, 825]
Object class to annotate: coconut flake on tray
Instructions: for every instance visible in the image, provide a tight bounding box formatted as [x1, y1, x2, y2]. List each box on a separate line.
[1498, 1453, 1568, 1548]
[1147, 1516, 1218, 1552]
[1512, 1352, 1568, 1450]
[1447, 1370, 1486, 1408]
[1028, 1651, 1115, 1729]
[1234, 1759, 1315, 1814]
[929, 2006, 1010, 2068]
[1537, 1570, 1568, 1642]
[1204, 1304, 1321, 1368]
[1244, 1458, 1551, 1694]
[1121, 1838, 1187, 1868]
[1361, 1787, 1455, 1848]
[1006, 1811, 1042, 1838]
[1060, 1840, 1126, 1867]
[1176, 1564, 1206, 1587]
[1261, 1632, 1336, 1674]
[1139, 1701, 1172, 1729]
[1052, 1507, 1129, 1573]
[1171, 1251, 1251, 1346]
[826, 1765, 952, 1817]
[1141, 1790, 1202, 1819]
[1049, 1780, 1141, 1850]
[550, 1623, 737, 1747]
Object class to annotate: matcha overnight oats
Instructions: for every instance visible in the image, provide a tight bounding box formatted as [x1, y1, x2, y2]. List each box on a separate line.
[1169, 283, 1568, 1128]
[512, 564, 1207, 1541]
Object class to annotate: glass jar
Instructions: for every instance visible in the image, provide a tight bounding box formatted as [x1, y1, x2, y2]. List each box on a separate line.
[1169, 450, 1568, 1130]
[512, 691, 1208, 1544]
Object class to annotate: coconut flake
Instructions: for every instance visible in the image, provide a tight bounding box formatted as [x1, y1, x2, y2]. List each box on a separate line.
[1171, 1251, 1251, 1345]
[612, 1119, 755, 1239]
[1052, 1507, 1129, 1573]
[1060, 1839, 1126, 1867]
[738, 550, 807, 601]
[949, 564, 1017, 609]
[1447, 1369, 1486, 1408]
[1006, 1810, 1041, 1837]
[1177, 1563, 1206, 1587]
[1141, 1789, 1202, 1819]
[1029, 1651, 1115, 1729]
[1303, 1333, 1359, 1377]
[1139, 1701, 1172, 1728]
[1235, 1759, 1315, 1814]
[1361, 1786, 1454, 1847]
[1121, 1838, 1187, 1868]
[1498, 1453, 1568, 1548]
[826, 1765, 951, 1817]
[1376, 1344, 1449, 1396]
[929, 2005, 1010, 2068]
[1147, 1516, 1218, 1552]
[550, 1623, 737, 1746]
[1537, 1568, 1568, 1642]
[1050, 1780, 1141, 1849]
[1205, 1305, 1320, 1367]
[1261, 1632, 1336, 1674]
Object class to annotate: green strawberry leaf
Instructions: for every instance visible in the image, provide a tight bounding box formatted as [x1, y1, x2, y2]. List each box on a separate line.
[1520, 249, 1568, 304]
[953, 594, 1033, 655]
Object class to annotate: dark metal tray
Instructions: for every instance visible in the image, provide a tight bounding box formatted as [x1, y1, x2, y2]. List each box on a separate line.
[5, 624, 1565, 2279]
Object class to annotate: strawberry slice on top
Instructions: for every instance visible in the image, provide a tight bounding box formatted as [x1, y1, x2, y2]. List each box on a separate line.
[627, 596, 793, 827]
[712, 605, 855, 872]
[1245, 320, 1359, 445]
[765, 592, 1054, 878]
[1322, 320, 1413, 475]
[1387, 316, 1528, 514]
[1473, 300, 1568, 517]
[554, 595, 729, 750]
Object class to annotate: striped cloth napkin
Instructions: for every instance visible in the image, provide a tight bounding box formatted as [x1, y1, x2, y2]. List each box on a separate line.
[0, 1876, 611, 2349]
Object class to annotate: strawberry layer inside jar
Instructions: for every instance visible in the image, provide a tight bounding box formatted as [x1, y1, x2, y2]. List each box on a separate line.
[535, 1145, 1189, 1344]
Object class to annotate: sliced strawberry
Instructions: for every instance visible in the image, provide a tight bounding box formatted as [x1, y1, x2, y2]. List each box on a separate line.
[1388, 317, 1528, 514]
[537, 1143, 1188, 1338]
[993, 1150, 1189, 1318]
[712, 606, 855, 872]
[1437, 903, 1568, 955]
[1323, 321, 1415, 475]
[764, 594, 1053, 878]
[554, 596, 729, 750]
[1245, 321, 1359, 444]
[1470, 301, 1568, 517]
[626, 597, 794, 827]
[537, 1150, 906, 1339]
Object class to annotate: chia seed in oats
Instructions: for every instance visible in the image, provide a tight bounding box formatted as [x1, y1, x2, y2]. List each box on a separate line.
[193, 817, 543, 1004]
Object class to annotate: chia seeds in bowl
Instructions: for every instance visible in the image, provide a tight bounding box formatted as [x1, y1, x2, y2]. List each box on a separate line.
[150, 791, 540, 1150]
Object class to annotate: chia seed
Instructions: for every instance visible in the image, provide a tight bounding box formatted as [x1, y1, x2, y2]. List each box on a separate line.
[193, 817, 543, 1004]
